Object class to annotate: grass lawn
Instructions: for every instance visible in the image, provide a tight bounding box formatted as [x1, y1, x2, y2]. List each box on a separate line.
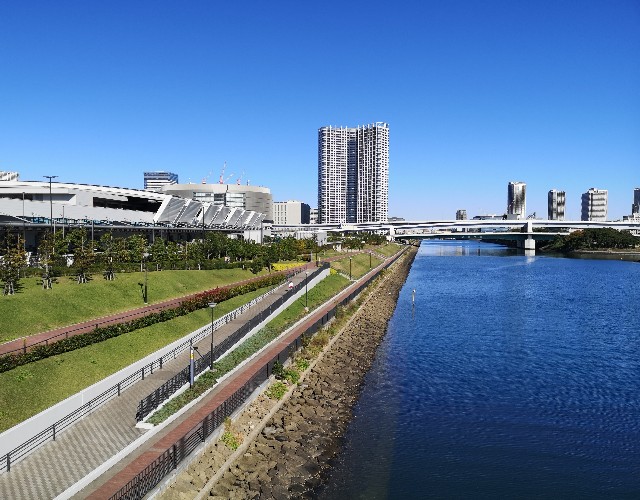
[0, 285, 272, 432]
[0, 268, 266, 342]
[374, 242, 403, 257]
[331, 252, 383, 279]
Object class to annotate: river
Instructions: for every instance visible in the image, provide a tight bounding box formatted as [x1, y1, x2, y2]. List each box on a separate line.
[320, 240, 640, 499]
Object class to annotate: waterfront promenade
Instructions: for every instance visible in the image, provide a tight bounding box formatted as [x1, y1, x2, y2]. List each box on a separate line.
[0, 267, 315, 499]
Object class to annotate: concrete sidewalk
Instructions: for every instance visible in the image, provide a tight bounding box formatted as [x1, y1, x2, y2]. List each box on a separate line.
[0, 267, 316, 500]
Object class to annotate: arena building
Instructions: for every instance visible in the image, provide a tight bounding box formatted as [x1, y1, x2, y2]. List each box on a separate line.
[0, 177, 270, 249]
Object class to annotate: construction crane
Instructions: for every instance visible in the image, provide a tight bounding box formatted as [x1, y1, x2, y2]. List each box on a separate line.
[218, 161, 227, 184]
[201, 170, 212, 184]
[236, 171, 244, 185]
[225, 173, 234, 184]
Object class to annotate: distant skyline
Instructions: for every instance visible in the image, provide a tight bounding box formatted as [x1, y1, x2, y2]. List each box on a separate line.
[1, 1, 638, 220]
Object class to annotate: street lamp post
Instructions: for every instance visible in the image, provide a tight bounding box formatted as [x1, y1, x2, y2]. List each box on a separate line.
[349, 256, 352, 281]
[43, 175, 58, 231]
[305, 271, 308, 312]
[143, 252, 149, 304]
[208, 302, 216, 369]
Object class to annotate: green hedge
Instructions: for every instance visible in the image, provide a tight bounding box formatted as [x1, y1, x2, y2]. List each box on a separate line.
[0, 274, 285, 373]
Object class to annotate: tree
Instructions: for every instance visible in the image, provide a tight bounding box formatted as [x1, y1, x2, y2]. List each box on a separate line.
[67, 228, 94, 284]
[127, 234, 148, 269]
[37, 231, 65, 289]
[0, 233, 26, 295]
[99, 232, 117, 280]
[149, 237, 168, 270]
[166, 241, 181, 269]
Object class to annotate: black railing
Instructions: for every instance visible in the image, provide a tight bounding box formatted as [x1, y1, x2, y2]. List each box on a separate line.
[135, 264, 330, 421]
[110, 248, 408, 500]
[0, 282, 286, 474]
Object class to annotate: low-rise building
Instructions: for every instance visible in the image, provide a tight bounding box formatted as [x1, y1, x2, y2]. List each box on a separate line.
[273, 200, 310, 225]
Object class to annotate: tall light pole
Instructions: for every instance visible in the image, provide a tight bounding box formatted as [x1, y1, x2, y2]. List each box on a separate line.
[43, 175, 58, 231]
[208, 302, 216, 369]
[305, 271, 308, 312]
[349, 256, 352, 281]
[143, 252, 149, 304]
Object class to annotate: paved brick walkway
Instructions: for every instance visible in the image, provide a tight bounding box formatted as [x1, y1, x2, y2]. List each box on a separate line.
[0, 267, 316, 500]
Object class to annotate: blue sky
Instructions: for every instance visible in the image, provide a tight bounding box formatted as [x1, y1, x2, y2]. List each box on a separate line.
[1, 0, 638, 220]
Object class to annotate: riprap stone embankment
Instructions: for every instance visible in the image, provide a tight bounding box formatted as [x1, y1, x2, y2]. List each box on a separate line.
[161, 247, 417, 499]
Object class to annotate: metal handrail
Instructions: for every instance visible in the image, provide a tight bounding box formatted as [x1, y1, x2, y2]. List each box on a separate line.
[135, 265, 328, 421]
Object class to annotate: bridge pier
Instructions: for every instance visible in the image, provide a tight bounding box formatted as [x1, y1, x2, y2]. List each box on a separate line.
[518, 220, 535, 254]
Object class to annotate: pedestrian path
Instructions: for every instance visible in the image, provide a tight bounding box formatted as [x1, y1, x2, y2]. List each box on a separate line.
[0, 267, 315, 500]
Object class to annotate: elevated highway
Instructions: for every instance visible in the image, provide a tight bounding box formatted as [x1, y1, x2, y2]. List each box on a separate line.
[273, 218, 640, 253]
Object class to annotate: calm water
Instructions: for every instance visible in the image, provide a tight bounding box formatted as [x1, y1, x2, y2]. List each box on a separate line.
[320, 240, 640, 499]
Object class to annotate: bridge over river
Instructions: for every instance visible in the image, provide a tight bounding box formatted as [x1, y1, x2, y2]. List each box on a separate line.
[273, 219, 640, 254]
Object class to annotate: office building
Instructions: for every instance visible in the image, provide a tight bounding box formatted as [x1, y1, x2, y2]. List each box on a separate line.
[548, 189, 566, 220]
[144, 171, 178, 192]
[632, 188, 640, 216]
[456, 209, 467, 220]
[581, 188, 608, 221]
[273, 200, 310, 225]
[507, 181, 526, 219]
[318, 122, 389, 224]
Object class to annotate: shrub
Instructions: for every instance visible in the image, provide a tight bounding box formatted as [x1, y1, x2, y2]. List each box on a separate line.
[266, 381, 287, 400]
[221, 417, 242, 450]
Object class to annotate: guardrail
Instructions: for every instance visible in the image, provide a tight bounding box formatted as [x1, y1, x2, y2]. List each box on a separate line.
[0, 282, 286, 474]
[135, 264, 329, 421]
[109, 248, 408, 500]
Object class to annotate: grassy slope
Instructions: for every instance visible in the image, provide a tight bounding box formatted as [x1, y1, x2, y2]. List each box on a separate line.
[330, 252, 383, 279]
[375, 242, 402, 257]
[0, 268, 266, 342]
[0, 286, 271, 432]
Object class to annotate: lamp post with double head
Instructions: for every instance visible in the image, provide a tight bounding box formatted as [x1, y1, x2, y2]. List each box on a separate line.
[208, 302, 216, 369]
[43, 175, 58, 232]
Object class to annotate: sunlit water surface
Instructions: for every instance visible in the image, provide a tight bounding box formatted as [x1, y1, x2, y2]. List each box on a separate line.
[319, 241, 640, 499]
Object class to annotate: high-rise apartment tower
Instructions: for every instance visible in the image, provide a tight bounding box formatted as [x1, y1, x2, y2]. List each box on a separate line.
[318, 123, 389, 224]
[632, 188, 640, 216]
[507, 181, 526, 219]
[548, 189, 566, 220]
[581, 188, 608, 221]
